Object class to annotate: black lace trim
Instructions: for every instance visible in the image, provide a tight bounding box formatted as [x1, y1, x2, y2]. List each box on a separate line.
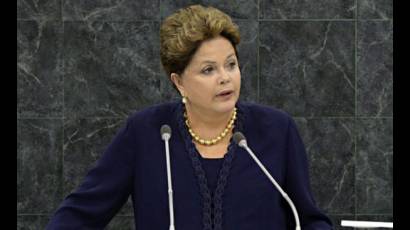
[175, 101, 245, 230]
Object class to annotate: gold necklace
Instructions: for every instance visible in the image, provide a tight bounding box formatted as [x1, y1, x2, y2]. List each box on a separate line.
[184, 107, 237, 146]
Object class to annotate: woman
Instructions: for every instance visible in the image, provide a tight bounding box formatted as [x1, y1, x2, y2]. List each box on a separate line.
[46, 4, 333, 229]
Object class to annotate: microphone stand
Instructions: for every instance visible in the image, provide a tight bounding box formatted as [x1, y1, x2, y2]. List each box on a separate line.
[161, 125, 175, 230]
[235, 133, 301, 230]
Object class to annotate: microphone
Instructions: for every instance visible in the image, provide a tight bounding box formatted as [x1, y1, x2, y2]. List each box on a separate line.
[160, 125, 175, 230]
[233, 132, 301, 230]
[161, 125, 171, 141]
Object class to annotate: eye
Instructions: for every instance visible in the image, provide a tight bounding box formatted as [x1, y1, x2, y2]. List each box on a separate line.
[201, 67, 214, 75]
[228, 61, 237, 69]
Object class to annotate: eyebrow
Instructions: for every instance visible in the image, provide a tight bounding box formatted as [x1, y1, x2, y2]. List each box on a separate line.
[200, 53, 236, 65]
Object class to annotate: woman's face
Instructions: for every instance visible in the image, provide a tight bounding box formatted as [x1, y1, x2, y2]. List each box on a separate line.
[171, 35, 241, 115]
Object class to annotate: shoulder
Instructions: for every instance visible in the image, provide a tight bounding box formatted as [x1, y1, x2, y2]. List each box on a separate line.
[126, 100, 179, 129]
[238, 101, 293, 130]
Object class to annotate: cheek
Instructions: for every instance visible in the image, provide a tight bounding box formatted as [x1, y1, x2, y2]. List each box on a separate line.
[188, 80, 214, 99]
[234, 72, 241, 87]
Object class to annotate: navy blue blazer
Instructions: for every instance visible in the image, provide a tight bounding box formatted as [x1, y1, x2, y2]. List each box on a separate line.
[46, 100, 333, 229]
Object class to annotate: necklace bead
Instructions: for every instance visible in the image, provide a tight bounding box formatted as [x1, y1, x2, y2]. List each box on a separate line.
[184, 107, 237, 146]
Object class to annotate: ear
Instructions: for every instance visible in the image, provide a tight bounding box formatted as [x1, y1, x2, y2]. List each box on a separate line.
[170, 73, 185, 95]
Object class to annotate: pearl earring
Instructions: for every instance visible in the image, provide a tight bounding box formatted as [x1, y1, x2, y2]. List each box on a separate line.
[182, 95, 187, 104]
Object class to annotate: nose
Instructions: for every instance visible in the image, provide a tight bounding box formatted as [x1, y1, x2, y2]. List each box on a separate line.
[218, 70, 231, 85]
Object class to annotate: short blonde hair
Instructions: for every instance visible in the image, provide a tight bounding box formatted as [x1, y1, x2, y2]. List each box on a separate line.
[160, 4, 241, 81]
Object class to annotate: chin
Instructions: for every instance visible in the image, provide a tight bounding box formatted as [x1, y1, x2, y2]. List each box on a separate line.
[213, 97, 238, 113]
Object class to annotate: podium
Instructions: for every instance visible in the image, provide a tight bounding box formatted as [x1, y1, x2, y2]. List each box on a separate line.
[341, 220, 393, 228]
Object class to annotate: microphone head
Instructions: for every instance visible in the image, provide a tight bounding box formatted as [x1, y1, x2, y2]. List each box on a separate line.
[233, 132, 246, 146]
[160, 124, 172, 139]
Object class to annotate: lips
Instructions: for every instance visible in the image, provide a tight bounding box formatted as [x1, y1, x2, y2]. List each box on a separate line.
[216, 90, 234, 97]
